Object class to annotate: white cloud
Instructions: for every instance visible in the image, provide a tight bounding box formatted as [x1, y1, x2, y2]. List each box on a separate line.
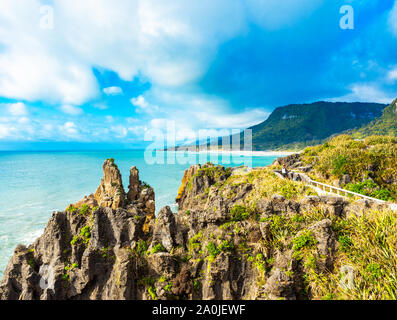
[0, 123, 16, 139]
[0, 0, 313, 107]
[0, 0, 369, 144]
[131, 95, 149, 109]
[6, 102, 28, 116]
[194, 108, 269, 129]
[59, 121, 79, 136]
[126, 117, 139, 124]
[18, 117, 30, 124]
[0, 0, 235, 104]
[92, 102, 108, 110]
[60, 104, 83, 116]
[128, 125, 146, 135]
[110, 125, 128, 138]
[131, 95, 159, 114]
[145, 89, 269, 130]
[388, 68, 397, 81]
[329, 83, 395, 104]
[150, 118, 168, 129]
[103, 86, 123, 95]
[389, 1, 397, 36]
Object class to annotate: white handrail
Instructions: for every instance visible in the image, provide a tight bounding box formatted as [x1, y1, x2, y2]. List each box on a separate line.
[275, 170, 387, 204]
[307, 179, 386, 203]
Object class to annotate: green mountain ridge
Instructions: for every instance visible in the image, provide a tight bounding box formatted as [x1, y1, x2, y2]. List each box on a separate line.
[247, 101, 387, 151]
[352, 99, 397, 138]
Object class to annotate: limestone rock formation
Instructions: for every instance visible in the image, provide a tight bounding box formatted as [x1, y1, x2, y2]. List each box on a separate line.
[66, 194, 98, 212]
[0, 160, 385, 301]
[94, 159, 126, 210]
[125, 166, 155, 233]
[127, 166, 140, 201]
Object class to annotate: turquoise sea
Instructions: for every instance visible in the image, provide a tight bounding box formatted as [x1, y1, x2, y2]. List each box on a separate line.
[0, 150, 280, 276]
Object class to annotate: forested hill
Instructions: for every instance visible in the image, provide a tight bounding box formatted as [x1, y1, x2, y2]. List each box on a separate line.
[248, 101, 386, 150]
[352, 99, 397, 138]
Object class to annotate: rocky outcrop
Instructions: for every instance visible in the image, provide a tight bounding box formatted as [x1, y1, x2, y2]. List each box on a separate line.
[273, 153, 314, 173]
[176, 165, 200, 202]
[0, 159, 158, 300]
[308, 219, 336, 270]
[66, 194, 98, 212]
[0, 161, 383, 301]
[127, 166, 140, 201]
[67, 160, 155, 229]
[125, 166, 155, 233]
[0, 206, 149, 300]
[94, 159, 126, 210]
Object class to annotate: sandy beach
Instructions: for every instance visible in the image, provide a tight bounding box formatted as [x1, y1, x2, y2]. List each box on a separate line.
[174, 150, 299, 157]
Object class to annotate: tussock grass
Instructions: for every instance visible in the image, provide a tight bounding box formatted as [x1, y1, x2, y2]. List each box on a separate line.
[301, 209, 397, 300]
[223, 167, 317, 204]
[302, 135, 397, 201]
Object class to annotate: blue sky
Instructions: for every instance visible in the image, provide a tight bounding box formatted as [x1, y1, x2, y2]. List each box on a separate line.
[0, 0, 397, 150]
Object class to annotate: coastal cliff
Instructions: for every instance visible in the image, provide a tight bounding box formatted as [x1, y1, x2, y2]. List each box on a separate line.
[1, 152, 396, 300]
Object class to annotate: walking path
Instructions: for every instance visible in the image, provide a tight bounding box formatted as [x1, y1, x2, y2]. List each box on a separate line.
[274, 170, 397, 211]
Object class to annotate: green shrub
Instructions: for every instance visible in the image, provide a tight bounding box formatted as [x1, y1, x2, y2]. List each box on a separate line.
[189, 232, 203, 250]
[206, 242, 220, 258]
[372, 189, 393, 201]
[151, 243, 166, 254]
[80, 204, 90, 215]
[136, 240, 148, 256]
[193, 279, 201, 292]
[292, 231, 318, 251]
[280, 183, 299, 199]
[332, 155, 348, 176]
[217, 240, 234, 252]
[67, 205, 77, 214]
[338, 235, 353, 252]
[346, 180, 393, 201]
[148, 286, 158, 300]
[164, 283, 172, 292]
[365, 263, 382, 280]
[70, 235, 80, 246]
[61, 274, 70, 281]
[64, 263, 79, 271]
[80, 226, 91, 239]
[230, 205, 250, 221]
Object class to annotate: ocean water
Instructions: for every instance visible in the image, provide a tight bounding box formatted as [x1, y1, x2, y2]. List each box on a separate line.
[0, 150, 279, 276]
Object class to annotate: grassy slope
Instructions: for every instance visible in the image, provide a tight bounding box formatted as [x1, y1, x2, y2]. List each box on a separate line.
[189, 165, 397, 299]
[352, 99, 397, 138]
[301, 135, 397, 201]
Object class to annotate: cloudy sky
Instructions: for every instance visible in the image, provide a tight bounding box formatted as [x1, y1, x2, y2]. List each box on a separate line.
[0, 0, 396, 149]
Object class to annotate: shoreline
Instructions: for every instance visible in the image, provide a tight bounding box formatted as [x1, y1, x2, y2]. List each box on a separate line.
[171, 150, 300, 157]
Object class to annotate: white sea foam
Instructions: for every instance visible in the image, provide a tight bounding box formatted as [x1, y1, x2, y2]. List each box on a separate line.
[0, 235, 9, 244]
[18, 229, 44, 245]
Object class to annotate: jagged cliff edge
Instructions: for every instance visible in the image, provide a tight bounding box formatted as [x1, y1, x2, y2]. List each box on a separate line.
[0, 159, 388, 300]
